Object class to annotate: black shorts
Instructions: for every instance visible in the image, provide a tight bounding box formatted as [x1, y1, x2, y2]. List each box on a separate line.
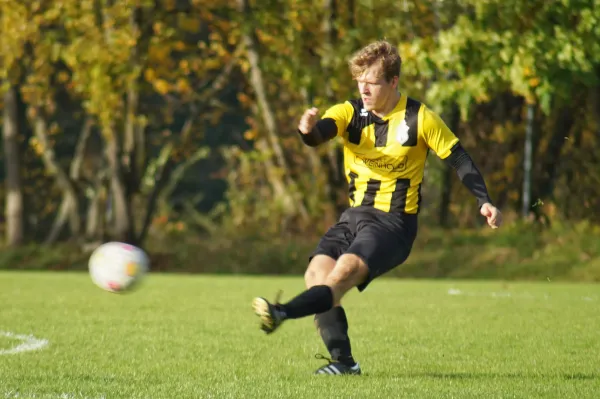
[310, 206, 417, 292]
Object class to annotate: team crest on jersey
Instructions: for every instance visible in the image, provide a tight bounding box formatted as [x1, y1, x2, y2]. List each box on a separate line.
[396, 120, 410, 144]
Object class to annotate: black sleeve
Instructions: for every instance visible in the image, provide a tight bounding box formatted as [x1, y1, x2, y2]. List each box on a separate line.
[443, 143, 493, 208]
[297, 118, 338, 147]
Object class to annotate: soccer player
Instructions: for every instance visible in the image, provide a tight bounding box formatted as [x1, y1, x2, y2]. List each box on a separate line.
[252, 40, 502, 375]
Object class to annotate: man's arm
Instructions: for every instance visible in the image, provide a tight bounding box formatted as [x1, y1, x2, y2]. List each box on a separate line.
[421, 105, 501, 228]
[443, 143, 493, 208]
[297, 103, 353, 147]
[298, 118, 338, 147]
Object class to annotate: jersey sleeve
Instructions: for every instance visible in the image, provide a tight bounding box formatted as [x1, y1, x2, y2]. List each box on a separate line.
[321, 101, 354, 138]
[421, 106, 460, 159]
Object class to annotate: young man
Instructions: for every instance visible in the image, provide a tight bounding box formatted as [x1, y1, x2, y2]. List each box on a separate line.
[252, 40, 502, 375]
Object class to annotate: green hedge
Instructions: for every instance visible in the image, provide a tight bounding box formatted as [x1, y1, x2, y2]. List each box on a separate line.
[1, 221, 599, 282]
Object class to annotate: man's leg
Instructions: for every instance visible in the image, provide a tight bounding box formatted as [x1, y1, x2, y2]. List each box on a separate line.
[304, 255, 336, 292]
[251, 255, 368, 334]
[252, 252, 367, 375]
[252, 217, 354, 333]
[254, 253, 367, 323]
[306, 255, 357, 368]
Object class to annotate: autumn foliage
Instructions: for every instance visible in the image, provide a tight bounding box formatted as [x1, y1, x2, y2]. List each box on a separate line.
[0, 0, 599, 252]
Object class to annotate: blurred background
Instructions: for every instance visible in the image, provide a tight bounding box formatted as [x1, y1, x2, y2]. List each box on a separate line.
[0, 0, 599, 281]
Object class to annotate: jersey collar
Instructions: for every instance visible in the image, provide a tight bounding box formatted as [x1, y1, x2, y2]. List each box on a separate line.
[369, 94, 407, 123]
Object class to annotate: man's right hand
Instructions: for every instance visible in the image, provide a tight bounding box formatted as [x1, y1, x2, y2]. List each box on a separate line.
[298, 107, 319, 134]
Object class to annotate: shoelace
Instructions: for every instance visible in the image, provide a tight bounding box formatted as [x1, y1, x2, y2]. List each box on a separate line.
[315, 353, 333, 364]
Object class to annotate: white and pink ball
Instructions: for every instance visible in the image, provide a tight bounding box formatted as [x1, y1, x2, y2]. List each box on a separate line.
[88, 242, 149, 293]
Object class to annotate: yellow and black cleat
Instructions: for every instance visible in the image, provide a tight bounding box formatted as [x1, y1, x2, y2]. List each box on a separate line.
[252, 290, 284, 334]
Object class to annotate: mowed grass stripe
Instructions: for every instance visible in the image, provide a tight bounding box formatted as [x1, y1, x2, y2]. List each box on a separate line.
[0, 272, 598, 398]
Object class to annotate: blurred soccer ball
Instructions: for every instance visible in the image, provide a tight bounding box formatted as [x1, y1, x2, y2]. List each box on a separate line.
[88, 242, 149, 293]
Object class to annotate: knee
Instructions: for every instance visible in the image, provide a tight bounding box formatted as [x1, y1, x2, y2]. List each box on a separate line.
[327, 254, 367, 287]
[304, 266, 319, 285]
[304, 255, 335, 287]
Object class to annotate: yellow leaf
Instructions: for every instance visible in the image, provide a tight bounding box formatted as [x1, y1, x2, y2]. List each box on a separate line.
[179, 60, 190, 74]
[49, 122, 60, 135]
[176, 78, 191, 94]
[528, 77, 540, 88]
[237, 92, 251, 105]
[144, 68, 156, 82]
[243, 129, 257, 140]
[57, 71, 70, 83]
[174, 41, 186, 51]
[148, 45, 170, 62]
[154, 79, 170, 95]
[29, 137, 44, 156]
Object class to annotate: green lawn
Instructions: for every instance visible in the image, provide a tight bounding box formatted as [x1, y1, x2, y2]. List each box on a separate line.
[0, 272, 598, 398]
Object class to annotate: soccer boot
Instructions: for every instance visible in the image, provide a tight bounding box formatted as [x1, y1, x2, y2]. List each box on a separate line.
[313, 354, 362, 375]
[252, 290, 285, 334]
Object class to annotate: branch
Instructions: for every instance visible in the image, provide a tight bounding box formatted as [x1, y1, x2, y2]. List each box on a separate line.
[163, 44, 242, 110]
[69, 117, 94, 181]
[33, 108, 82, 243]
[135, 143, 174, 245]
[159, 146, 210, 208]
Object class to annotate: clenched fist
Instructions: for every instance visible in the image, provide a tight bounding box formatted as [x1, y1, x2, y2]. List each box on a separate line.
[298, 107, 319, 134]
[480, 203, 503, 229]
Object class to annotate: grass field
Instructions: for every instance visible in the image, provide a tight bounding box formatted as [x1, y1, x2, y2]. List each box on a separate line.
[0, 272, 599, 399]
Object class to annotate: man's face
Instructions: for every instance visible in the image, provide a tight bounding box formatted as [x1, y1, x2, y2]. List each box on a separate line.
[356, 64, 398, 112]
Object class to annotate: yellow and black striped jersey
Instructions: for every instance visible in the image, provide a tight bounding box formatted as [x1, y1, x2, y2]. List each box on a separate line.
[322, 94, 459, 214]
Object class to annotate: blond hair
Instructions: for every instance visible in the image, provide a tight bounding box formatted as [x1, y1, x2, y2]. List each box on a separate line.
[348, 40, 401, 82]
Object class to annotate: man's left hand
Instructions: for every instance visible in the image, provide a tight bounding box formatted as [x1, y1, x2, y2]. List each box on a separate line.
[480, 203, 502, 229]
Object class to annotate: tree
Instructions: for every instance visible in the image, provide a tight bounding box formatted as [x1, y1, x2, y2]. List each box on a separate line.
[2, 85, 24, 246]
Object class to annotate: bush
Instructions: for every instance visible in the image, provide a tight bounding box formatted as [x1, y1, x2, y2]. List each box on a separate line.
[0, 220, 599, 282]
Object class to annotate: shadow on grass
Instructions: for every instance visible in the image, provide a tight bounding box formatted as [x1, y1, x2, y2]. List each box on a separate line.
[364, 372, 598, 380]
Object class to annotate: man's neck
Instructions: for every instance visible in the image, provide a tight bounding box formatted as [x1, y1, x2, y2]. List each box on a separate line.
[371, 92, 401, 119]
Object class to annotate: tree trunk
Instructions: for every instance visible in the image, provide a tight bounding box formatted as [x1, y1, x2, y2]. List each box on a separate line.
[104, 128, 135, 243]
[321, 0, 346, 218]
[136, 153, 175, 246]
[238, 10, 289, 174]
[32, 108, 83, 242]
[44, 118, 93, 244]
[535, 104, 574, 204]
[254, 137, 295, 208]
[237, 0, 309, 222]
[322, 0, 337, 101]
[439, 103, 460, 227]
[592, 71, 600, 136]
[45, 195, 76, 244]
[123, 6, 147, 194]
[348, 0, 355, 31]
[285, 1, 336, 221]
[3, 85, 24, 246]
[86, 180, 106, 241]
[522, 102, 535, 217]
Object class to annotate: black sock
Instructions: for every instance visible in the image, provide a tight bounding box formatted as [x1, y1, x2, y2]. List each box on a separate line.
[315, 306, 356, 367]
[279, 285, 334, 319]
